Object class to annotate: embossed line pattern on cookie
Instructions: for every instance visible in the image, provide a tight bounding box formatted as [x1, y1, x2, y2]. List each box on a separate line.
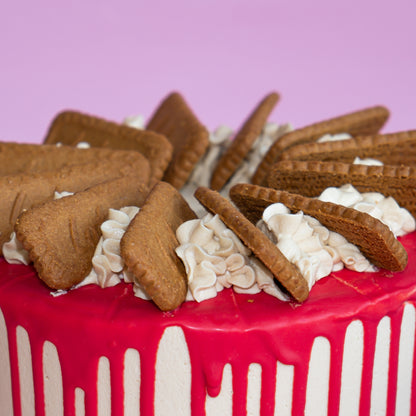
[279, 130, 416, 166]
[121, 181, 197, 311]
[194, 186, 309, 302]
[252, 105, 390, 185]
[210, 92, 279, 191]
[147, 92, 210, 189]
[230, 183, 408, 271]
[44, 110, 172, 184]
[267, 160, 416, 219]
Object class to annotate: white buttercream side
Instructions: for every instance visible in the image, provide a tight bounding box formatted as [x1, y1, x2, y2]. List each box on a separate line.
[43, 341, 64, 416]
[123, 349, 141, 416]
[75, 388, 86, 416]
[205, 364, 233, 416]
[305, 336, 331, 416]
[0, 308, 13, 416]
[97, 357, 111, 416]
[155, 326, 191, 416]
[16, 325, 35, 416]
[176, 213, 289, 302]
[395, 303, 416, 416]
[318, 184, 416, 237]
[339, 320, 364, 416]
[275, 362, 294, 416]
[247, 363, 262, 416]
[370, 316, 391, 416]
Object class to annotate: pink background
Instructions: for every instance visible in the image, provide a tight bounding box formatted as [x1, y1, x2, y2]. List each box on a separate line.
[1, 0, 415, 143]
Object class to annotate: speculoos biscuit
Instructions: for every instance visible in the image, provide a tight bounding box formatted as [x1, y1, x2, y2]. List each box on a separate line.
[252, 105, 390, 185]
[229, 183, 408, 271]
[209, 92, 279, 191]
[194, 186, 309, 302]
[43, 110, 172, 184]
[121, 181, 197, 311]
[15, 176, 149, 290]
[146, 92, 210, 189]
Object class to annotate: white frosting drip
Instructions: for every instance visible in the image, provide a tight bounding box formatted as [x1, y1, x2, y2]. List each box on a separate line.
[176, 214, 289, 302]
[318, 184, 416, 237]
[259, 204, 376, 290]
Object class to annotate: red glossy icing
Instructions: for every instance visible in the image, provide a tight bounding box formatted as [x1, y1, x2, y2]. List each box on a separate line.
[0, 233, 416, 415]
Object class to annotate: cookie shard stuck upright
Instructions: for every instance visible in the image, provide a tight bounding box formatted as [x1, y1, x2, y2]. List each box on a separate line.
[209, 92, 280, 191]
[194, 186, 309, 302]
[121, 181, 197, 311]
[147, 92, 210, 189]
[15, 176, 149, 291]
[229, 183, 408, 272]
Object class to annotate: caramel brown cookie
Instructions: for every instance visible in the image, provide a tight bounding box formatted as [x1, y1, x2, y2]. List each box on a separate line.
[146, 92, 210, 189]
[209, 92, 280, 191]
[0, 142, 151, 180]
[121, 181, 197, 311]
[267, 160, 416, 218]
[229, 183, 408, 271]
[279, 130, 416, 165]
[43, 110, 172, 183]
[0, 160, 147, 254]
[194, 186, 309, 302]
[15, 176, 149, 290]
[252, 105, 389, 185]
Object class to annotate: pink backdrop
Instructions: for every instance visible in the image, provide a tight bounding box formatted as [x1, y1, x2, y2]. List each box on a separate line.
[1, 0, 415, 143]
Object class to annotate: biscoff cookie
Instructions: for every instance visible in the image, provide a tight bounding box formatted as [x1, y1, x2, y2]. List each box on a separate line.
[146, 92, 210, 189]
[229, 183, 408, 271]
[43, 110, 173, 184]
[121, 181, 197, 311]
[279, 130, 416, 165]
[209, 92, 280, 191]
[194, 186, 309, 302]
[15, 176, 149, 290]
[252, 105, 390, 185]
[0, 160, 148, 254]
[267, 160, 416, 217]
[0, 142, 151, 180]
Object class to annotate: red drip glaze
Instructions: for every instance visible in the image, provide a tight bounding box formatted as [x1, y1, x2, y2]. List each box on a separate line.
[0, 234, 416, 415]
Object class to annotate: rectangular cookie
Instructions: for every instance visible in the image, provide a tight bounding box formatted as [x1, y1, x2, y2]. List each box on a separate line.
[43, 110, 173, 183]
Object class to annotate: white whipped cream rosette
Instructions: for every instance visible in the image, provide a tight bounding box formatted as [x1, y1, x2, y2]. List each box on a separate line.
[175, 213, 289, 302]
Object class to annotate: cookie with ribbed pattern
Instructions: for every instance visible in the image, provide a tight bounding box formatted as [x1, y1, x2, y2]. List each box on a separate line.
[0, 160, 148, 255]
[121, 181, 197, 311]
[210, 92, 279, 191]
[15, 176, 149, 290]
[44, 110, 172, 184]
[0, 142, 151, 180]
[252, 105, 389, 185]
[279, 130, 416, 165]
[267, 160, 416, 218]
[194, 186, 309, 302]
[147, 92, 209, 189]
[229, 183, 408, 271]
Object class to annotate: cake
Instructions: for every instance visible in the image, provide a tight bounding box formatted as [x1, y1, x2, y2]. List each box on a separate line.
[0, 93, 415, 416]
